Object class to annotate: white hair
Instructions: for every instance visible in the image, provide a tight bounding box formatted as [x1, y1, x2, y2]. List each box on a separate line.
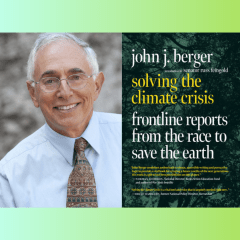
[27, 33, 99, 82]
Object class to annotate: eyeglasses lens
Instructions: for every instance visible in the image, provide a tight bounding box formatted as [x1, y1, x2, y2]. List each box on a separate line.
[40, 74, 88, 92]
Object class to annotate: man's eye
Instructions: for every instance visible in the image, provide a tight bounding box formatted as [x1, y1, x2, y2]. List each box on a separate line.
[71, 75, 80, 80]
[43, 79, 55, 85]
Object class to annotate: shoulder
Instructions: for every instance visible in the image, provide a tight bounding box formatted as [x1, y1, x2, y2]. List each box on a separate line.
[94, 112, 122, 124]
[94, 112, 122, 140]
[0, 125, 47, 169]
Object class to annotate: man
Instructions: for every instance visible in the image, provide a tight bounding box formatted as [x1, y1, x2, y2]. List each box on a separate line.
[0, 33, 122, 207]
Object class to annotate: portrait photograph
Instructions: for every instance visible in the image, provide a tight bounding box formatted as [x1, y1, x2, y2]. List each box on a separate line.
[0, 33, 122, 208]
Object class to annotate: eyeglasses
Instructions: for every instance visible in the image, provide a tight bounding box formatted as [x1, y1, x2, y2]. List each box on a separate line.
[34, 73, 95, 93]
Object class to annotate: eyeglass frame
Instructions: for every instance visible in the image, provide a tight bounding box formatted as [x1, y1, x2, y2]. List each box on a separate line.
[31, 73, 96, 93]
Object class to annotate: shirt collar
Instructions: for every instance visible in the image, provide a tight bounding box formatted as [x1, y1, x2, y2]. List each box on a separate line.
[81, 112, 101, 155]
[44, 111, 100, 166]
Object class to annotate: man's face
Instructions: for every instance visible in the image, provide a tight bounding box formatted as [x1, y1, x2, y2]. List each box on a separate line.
[27, 40, 104, 138]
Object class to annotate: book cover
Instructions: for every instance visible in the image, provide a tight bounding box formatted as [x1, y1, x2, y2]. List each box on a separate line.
[122, 33, 240, 207]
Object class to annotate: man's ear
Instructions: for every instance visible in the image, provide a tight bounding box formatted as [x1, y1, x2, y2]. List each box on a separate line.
[26, 81, 40, 108]
[93, 72, 105, 101]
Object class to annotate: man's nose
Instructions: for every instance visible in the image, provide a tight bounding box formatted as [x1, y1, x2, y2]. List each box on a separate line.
[56, 79, 73, 99]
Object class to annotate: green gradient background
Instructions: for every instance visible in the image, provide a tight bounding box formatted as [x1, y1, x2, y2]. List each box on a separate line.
[0, 0, 239, 32]
[1, 209, 240, 239]
[1, 0, 240, 239]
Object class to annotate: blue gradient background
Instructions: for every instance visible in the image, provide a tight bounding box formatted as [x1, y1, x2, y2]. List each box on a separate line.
[0, 0, 240, 239]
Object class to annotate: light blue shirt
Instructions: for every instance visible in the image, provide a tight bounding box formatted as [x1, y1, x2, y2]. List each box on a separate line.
[0, 112, 122, 208]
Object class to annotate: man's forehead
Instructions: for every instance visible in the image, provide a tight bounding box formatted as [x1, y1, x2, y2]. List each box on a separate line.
[36, 39, 87, 59]
[34, 39, 91, 78]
